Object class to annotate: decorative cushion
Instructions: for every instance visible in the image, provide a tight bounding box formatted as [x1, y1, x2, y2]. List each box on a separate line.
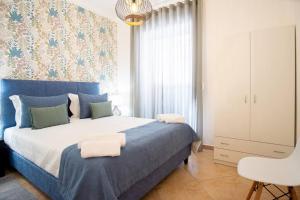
[30, 104, 69, 129]
[19, 94, 68, 128]
[78, 93, 108, 119]
[68, 93, 80, 118]
[90, 101, 113, 119]
[9, 95, 21, 128]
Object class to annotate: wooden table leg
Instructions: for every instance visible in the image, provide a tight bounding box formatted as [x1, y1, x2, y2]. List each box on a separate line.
[289, 187, 293, 200]
[247, 181, 258, 200]
[288, 187, 298, 200]
[254, 182, 263, 200]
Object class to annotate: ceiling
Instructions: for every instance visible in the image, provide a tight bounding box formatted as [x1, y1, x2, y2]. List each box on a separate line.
[68, 0, 179, 20]
[151, 0, 179, 8]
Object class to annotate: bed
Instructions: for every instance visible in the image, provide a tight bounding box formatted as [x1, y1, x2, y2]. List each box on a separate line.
[0, 79, 196, 200]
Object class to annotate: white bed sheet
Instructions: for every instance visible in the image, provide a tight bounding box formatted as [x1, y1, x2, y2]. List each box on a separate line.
[4, 116, 155, 177]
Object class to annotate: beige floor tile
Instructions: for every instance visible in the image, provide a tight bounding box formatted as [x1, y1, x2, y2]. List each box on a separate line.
[187, 155, 237, 181]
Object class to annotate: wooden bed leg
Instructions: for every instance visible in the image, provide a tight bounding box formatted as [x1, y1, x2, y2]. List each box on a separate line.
[246, 181, 258, 200]
[184, 158, 188, 165]
[288, 186, 298, 200]
[254, 182, 263, 200]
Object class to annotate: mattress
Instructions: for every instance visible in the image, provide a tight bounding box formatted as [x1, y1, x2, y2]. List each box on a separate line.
[4, 116, 155, 177]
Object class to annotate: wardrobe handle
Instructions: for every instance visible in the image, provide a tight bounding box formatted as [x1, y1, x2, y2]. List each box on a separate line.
[253, 95, 257, 104]
[244, 96, 247, 104]
[273, 150, 285, 154]
[220, 154, 229, 158]
[220, 142, 229, 146]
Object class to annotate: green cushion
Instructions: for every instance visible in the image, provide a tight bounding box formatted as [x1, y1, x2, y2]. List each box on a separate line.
[90, 101, 113, 119]
[30, 104, 69, 129]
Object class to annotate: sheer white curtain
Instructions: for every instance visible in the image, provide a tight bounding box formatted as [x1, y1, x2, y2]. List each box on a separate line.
[131, 0, 201, 134]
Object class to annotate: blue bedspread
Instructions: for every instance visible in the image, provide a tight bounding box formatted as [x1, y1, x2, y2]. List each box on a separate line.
[58, 121, 197, 200]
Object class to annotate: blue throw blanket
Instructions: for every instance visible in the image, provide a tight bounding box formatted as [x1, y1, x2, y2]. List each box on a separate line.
[59, 121, 197, 200]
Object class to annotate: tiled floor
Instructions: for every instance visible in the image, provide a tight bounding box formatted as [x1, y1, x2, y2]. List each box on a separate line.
[7, 149, 300, 200]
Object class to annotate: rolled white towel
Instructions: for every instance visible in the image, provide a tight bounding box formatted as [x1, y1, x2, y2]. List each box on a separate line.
[156, 114, 185, 124]
[80, 140, 121, 158]
[78, 133, 126, 149]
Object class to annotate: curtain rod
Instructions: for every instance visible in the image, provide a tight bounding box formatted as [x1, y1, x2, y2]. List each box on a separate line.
[152, 0, 195, 11]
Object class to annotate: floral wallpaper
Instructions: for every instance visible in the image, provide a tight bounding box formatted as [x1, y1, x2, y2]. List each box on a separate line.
[0, 0, 117, 92]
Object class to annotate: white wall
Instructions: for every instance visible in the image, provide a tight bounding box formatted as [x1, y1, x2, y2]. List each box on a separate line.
[69, 0, 131, 115]
[296, 0, 300, 141]
[202, 0, 300, 145]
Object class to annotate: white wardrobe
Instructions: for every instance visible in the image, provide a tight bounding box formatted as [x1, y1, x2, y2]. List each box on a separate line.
[214, 26, 296, 166]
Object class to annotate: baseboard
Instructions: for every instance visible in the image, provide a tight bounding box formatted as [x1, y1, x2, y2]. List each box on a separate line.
[214, 159, 236, 167]
[202, 144, 214, 150]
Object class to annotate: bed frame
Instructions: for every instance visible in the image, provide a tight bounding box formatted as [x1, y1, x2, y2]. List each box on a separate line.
[0, 79, 191, 200]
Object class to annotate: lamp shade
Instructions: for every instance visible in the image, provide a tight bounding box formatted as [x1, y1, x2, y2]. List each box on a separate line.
[115, 0, 152, 26]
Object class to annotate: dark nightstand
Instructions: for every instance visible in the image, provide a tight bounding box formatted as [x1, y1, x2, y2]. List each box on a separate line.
[0, 140, 8, 177]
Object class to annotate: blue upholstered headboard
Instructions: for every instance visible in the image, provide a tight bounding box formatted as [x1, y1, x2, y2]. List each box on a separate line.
[0, 79, 100, 139]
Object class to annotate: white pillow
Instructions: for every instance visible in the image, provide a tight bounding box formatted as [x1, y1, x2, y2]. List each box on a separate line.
[9, 95, 21, 127]
[68, 93, 80, 118]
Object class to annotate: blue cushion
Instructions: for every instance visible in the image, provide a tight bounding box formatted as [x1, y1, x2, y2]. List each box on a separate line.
[19, 94, 68, 128]
[78, 93, 108, 119]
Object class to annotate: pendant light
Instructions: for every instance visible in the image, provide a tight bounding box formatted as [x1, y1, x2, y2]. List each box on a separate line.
[115, 0, 152, 26]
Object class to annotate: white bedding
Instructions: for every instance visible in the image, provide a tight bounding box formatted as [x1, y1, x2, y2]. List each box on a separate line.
[4, 116, 155, 177]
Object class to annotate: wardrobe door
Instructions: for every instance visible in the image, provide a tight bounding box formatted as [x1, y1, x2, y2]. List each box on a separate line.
[215, 33, 251, 140]
[251, 26, 295, 146]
